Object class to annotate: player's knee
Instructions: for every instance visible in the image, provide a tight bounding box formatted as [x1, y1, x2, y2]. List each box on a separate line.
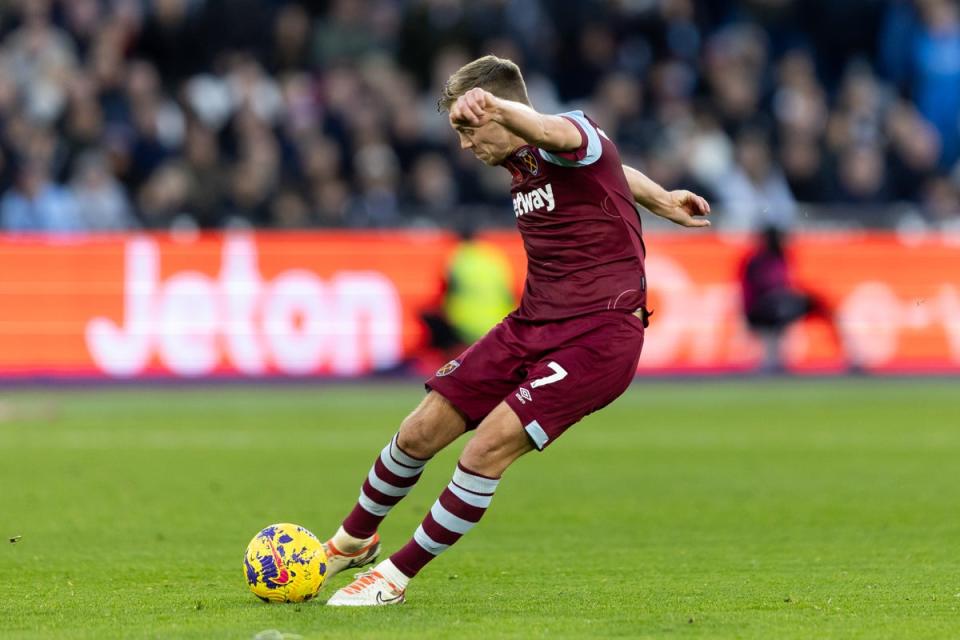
[397, 393, 460, 459]
[458, 439, 492, 474]
[397, 411, 436, 459]
[460, 434, 510, 477]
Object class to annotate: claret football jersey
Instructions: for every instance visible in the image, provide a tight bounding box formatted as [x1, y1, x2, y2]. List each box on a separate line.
[501, 110, 647, 321]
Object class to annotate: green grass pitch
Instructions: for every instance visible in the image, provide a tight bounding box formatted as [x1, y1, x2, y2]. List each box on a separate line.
[1, 380, 958, 639]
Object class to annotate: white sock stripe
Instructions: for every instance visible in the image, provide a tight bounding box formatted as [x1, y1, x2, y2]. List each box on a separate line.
[430, 501, 475, 535]
[452, 466, 500, 495]
[447, 482, 493, 508]
[367, 469, 414, 497]
[390, 434, 427, 469]
[413, 525, 448, 555]
[380, 447, 422, 478]
[358, 490, 391, 516]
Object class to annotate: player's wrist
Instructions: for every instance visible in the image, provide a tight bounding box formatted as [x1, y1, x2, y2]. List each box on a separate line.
[485, 94, 506, 124]
[646, 193, 677, 218]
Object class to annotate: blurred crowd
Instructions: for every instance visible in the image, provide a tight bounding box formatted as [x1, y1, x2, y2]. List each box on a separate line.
[1, 0, 959, 233]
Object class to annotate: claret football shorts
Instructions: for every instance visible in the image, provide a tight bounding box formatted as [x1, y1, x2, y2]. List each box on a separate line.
[426, 310, 645, 450]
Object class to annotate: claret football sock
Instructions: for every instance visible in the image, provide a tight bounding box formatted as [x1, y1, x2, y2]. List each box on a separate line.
[389, 462, 501, 578]
[341, 433, 430, 539]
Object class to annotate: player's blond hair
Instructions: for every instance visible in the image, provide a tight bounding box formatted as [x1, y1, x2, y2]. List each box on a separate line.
[438, 55, 531, 112]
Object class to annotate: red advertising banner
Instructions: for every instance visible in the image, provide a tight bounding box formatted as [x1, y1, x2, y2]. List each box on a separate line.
[0, 231, 957, 378]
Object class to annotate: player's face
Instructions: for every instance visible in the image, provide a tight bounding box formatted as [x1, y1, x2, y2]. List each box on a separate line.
[451, 121, 515, 166]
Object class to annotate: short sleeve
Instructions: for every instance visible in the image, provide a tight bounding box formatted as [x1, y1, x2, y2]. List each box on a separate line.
[538, 110, 603, 167]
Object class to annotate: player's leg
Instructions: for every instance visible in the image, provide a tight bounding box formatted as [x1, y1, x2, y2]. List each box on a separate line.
[748, 294, 790, 372]
[325, 318, 527, 580]
[326, 401, 532, 606]
[323, 391, 466, 578]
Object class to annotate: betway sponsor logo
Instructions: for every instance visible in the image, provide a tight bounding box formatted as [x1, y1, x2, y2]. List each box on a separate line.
[84, 235, 402, 377]
[513, 183, 555, 217]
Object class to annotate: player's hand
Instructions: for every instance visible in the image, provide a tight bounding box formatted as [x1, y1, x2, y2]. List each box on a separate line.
[660, 190, 711, 228]
[450, 88, 498, 127]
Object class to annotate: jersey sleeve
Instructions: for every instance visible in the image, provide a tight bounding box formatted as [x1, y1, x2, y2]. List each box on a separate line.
[538, 110, 603, 167]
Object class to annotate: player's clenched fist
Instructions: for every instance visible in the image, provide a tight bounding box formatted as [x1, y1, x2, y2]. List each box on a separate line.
[450, 88, 499, 127]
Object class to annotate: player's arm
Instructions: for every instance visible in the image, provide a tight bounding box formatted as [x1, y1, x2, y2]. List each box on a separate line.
[450, 88, 582, 152]
[621, 164, 711, 228]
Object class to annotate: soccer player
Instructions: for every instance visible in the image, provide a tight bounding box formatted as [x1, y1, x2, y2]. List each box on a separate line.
[324, 55, 710, 606]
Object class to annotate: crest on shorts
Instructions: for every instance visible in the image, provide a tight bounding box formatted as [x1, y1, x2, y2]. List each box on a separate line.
[436, 360, 460, 377]
[516, 148, 540, 176]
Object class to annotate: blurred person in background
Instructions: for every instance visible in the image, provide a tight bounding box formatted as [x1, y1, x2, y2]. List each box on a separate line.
[269, 3, 312, 74]
[832, 144, 893, 205]
[778, 133, 831, 203]
[442, 228, 515, 345]
[419, 224, 517, 370]
[133, 0, 203, 88]
[702, 23, 768, 135]
[740, 225, 855, 372]
[404, 152, 459, 225]
[269, 184, 312, 228]
[123, 59, 184, 191]
[1, 158, 79, 232]
[714, 126, 797, 230]
[70, 149, 136, 230]
[2, 0, 77, 126]
[311, 178, 349, 226]
[181, 120, 227, 228]
[881, 0, 960, 169]
[345, 142, 402, 227]
[589, 71, 653, 158]
[136, 160, 191, 228]
[920, 175, 960, 230]
[885, 99, 942, 201]
[825, 66, 886, 166]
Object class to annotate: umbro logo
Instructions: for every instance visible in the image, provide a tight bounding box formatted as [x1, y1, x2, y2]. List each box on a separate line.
[514, 387, 532, 405]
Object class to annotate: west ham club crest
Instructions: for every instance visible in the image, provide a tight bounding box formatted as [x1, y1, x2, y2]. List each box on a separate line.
[516, 148, 540, 176]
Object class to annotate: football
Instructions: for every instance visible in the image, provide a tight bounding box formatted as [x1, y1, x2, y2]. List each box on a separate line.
[244, 523, 328, 603]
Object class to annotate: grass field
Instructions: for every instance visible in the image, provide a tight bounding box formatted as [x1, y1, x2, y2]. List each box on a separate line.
[1, 380, 958, 639]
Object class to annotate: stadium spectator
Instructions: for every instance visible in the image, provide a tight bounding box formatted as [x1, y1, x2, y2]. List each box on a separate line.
[133, 0, 203, 87]
[833, 144, 893, 205]
[70, 149, 136, 230]
[713, 127, 797, 230]
[881, 0, 960, 168]
[405, 152, 459, 225]
[885, 99, 941, 201]
[779, 133, 832, 203]
[1, 159, 80, 232]
[269, 3, 312, 74]
[136, 160, 190, 228]
[1, 0, 77, 125]
[920, 175, 960, 230]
